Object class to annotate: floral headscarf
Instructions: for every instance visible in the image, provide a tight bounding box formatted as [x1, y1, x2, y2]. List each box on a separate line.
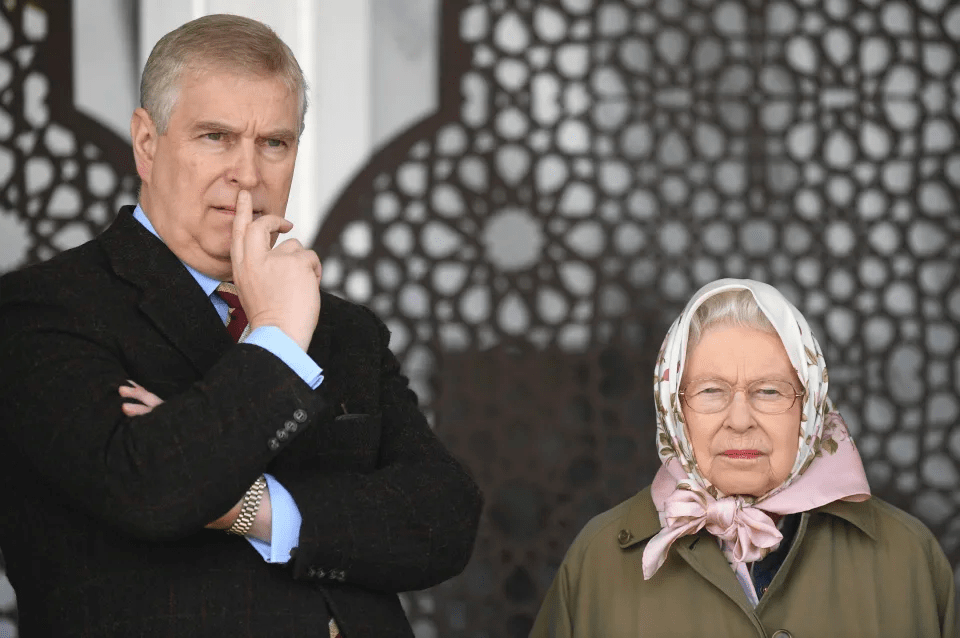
[642, 279, 870, 604]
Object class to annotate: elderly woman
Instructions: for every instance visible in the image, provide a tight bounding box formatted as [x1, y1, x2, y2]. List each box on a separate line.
[531, 279, 956, 637]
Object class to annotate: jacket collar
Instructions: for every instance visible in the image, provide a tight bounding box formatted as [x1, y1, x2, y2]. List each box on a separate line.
[99, 206, 233, 375]
[99, 207, 334, 370]
[811, 497, 879, 540]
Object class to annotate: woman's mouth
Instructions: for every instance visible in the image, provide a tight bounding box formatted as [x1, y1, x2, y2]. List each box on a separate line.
[722, 450, 762, 459]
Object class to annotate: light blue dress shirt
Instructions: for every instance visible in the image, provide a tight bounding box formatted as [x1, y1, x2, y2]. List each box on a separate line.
[133, 205, 320, 563]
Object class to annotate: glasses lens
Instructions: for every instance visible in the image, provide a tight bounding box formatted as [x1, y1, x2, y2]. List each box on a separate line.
[682, 379, 799, 414]
[748, 380, 799, 414]
[683, 380, 732, 414]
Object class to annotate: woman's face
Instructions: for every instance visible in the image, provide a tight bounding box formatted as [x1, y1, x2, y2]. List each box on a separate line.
[681, 325, 803, 497]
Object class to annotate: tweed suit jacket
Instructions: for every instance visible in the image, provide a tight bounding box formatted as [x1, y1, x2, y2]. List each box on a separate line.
[0, 207, 484, 637]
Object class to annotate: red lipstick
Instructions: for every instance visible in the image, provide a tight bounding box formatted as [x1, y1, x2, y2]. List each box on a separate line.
[722, 450, 761, 459]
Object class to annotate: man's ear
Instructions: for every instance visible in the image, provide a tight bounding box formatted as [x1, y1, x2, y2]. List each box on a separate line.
[130, 108, 158, 183]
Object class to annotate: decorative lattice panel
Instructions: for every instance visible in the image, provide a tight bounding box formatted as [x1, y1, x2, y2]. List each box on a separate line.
[0, 2, 138, 273]
[313, 0, 960, 636]
[0, 2, 139, 633]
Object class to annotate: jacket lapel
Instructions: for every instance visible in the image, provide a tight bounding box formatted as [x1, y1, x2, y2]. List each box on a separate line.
[626, 488, 761, 621]
[674, 532, 757, 613]
[99, 207, 233, 375]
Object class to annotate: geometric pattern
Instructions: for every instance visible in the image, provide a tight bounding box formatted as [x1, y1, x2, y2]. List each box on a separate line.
[0, 3, 139, 634]
[3, 1, 959, 636]
[0, 2, 137, 273]
[312, 1, 960, 635]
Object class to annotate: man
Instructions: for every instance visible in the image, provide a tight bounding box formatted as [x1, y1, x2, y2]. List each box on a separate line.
[0, 14, 482, 637]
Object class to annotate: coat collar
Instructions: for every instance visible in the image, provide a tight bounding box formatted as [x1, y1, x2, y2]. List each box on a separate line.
[613, 486, 879, 614]
[99, 206, 233, 375]
[615, 486, 878, 549]
[811, 497, 879, 540]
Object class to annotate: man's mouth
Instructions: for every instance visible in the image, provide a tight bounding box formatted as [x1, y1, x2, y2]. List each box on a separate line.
[213, 205, 263, 218]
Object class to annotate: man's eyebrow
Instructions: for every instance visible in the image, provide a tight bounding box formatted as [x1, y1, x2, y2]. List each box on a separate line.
[259, 128, 298, 142]
[191, 120, 237, 134]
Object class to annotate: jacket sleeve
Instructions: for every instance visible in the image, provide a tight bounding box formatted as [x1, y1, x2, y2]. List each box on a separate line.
[530, 558, 574, 638]
[930, 535, 958, 638]
[0, 290, 324, 542]
[280, 309, 484, 593]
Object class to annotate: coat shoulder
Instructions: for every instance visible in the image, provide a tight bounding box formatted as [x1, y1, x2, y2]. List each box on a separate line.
[1, 238, 110, 304]
[818, 496, 951, 571]
[318, 291, 387, 337]
[564, 487, 654, 565]
[865, 497, 949, 559]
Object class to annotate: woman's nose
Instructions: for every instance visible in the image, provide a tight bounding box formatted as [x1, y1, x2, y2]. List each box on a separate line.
[724, 390, 755, 430]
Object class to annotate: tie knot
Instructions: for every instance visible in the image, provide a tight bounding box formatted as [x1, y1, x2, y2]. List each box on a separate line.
[215, 282, 248, 342]
[216, 282, 241, 310]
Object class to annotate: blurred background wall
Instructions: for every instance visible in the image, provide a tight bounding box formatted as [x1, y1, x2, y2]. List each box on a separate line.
[1, 1, 958, 637]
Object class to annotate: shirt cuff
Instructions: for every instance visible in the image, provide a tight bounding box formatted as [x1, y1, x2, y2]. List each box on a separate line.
[244, 326, 324, 389]
[246, 474, 303, 564]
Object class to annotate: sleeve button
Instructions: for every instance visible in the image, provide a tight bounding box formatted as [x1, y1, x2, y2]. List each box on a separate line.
[268, 438, 280, 451]
[276, 429, 288, 441]
[284, 419, 298, 433]
[293, 408, 308, 423]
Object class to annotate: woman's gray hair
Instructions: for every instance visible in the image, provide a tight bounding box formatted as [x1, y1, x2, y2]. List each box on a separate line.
[686, 289, 776, 355]
[140, 14, 308, 135]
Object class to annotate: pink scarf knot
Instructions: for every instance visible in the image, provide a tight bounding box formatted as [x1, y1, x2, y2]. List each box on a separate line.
[642, 481, 783, 579]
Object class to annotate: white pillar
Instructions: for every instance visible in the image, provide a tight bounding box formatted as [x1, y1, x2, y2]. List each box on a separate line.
[139, 0, 374, 246]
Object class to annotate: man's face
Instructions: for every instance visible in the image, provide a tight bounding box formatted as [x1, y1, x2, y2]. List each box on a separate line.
[133, 69, 299, 280]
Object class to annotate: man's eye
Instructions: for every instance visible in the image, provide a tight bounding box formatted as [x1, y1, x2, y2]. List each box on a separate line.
[265, 139, 286, 148]
[205, 132, 224, 141]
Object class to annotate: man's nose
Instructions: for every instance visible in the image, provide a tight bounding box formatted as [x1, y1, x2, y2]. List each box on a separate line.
[724, 390, 755, 431]
[226, 142, 260, 189]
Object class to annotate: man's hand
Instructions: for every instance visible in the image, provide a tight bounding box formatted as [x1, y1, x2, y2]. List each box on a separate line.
[118, 381, 271, 541]
[118, 380, 163, 417]
[230, 190, 322, 351]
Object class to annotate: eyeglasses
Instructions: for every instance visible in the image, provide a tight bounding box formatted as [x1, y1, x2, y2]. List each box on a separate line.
[679, 379, 804, 415]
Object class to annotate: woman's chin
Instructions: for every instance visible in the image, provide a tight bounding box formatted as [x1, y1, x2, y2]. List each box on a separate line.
[711, 472, 778, 498]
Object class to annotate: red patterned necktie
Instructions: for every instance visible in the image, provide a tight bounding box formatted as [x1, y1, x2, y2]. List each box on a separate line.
[215, 283, 250, 342]
[215, 284, 338, 637]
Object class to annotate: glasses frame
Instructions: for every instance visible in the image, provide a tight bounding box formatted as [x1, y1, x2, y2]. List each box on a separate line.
[678, 378, 805, 415]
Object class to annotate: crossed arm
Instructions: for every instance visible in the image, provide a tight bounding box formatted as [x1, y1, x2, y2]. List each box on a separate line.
[119, 381, 272, 541]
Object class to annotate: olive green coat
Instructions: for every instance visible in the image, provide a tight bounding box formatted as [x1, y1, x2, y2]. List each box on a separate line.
[531, 487, 957, 638]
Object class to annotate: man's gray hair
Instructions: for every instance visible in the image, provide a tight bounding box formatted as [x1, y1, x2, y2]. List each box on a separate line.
[686, 289, 776, 355]
[140, 14, 308, 135]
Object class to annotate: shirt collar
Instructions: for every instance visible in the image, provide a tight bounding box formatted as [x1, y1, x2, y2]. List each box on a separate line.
[132, 204, 223, 297]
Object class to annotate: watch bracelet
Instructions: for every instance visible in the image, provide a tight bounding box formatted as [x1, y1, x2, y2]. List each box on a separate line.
[226, 474, 267, 536]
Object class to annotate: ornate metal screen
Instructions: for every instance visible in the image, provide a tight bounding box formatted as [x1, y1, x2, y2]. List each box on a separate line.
[0, 1, 140, 632]
[313, 0, 960, 635]
[2, 0, 958, 636]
